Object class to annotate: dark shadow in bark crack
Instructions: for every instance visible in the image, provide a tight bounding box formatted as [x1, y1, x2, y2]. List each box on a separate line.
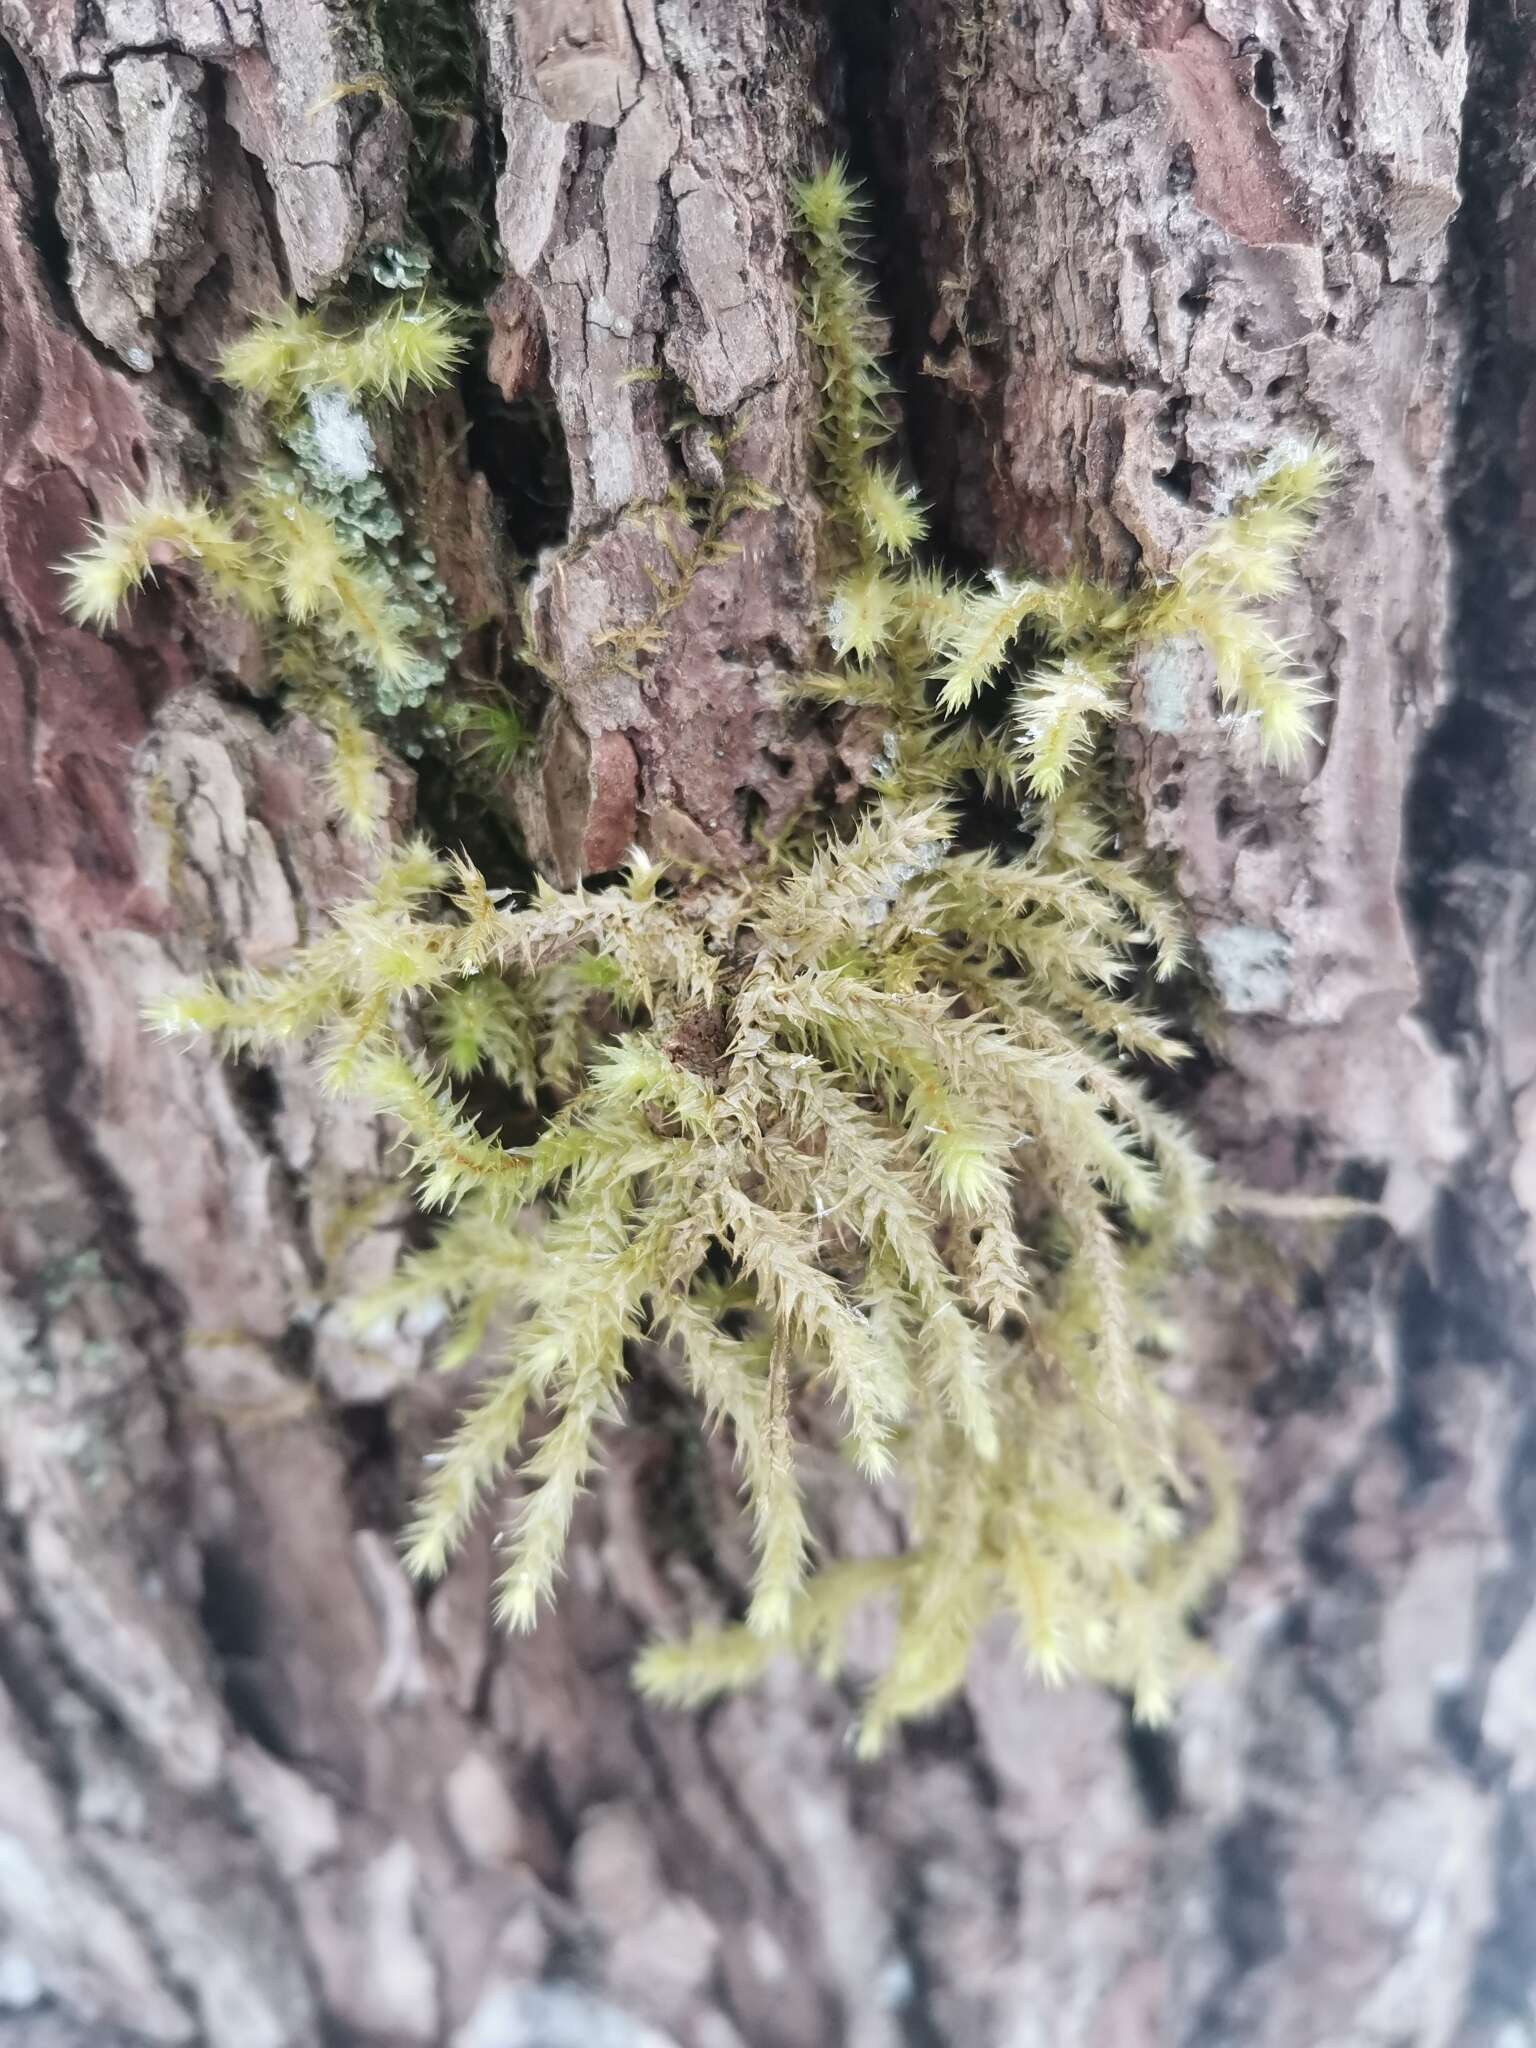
[1403, 1, 1536, 2037]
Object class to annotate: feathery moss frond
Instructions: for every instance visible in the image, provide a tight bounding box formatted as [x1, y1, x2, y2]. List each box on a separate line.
[855, 465, 927, 558]
[306, 689, 390, 840]
[1138, 436, 1341, 764]
[220, 306, 334, 406]
[826, 564, 904, 665]
[222, 296, 466, 411]
[793, 160, 894, 536]
[1013, 654, 1124, 799]
[429, 974, 540, 1095]
[934, 575, 1055, 713]
[61, 494, 276, 627]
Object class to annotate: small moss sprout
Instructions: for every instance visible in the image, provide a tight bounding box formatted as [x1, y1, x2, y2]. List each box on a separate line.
[63, 294, 470, 837]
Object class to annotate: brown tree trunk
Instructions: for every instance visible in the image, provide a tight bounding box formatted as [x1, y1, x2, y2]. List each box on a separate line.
[0, 1, 1529, 2043]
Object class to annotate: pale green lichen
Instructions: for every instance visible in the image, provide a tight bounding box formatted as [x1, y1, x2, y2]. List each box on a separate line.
[368, 243, 433, 294]
[1203, 923, 1294, 1015]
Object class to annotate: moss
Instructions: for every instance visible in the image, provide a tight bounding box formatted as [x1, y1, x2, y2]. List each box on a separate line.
[591, 470, 784, 682]
[63, 294, 475, 835]
[67, 169, 1344, 1749]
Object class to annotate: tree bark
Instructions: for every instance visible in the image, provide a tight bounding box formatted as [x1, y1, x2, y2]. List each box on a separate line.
[0, 2, 1529, 2045]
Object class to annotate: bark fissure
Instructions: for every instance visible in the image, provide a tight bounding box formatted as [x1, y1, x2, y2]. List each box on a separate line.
[1399, 4, 1536, 2036]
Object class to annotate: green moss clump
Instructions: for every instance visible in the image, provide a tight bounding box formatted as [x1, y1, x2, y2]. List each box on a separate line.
[70, 167, 1341, 1749]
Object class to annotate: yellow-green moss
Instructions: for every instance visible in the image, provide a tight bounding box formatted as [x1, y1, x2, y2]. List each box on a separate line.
[67, 167, 1343, 1750]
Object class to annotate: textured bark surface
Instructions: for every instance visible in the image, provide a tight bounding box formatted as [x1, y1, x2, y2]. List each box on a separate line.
[0, 1, 1530, 2044]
